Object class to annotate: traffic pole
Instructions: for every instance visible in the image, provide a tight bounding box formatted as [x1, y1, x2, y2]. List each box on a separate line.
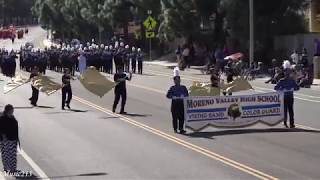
[149, 37, 152, 61]
[249, 0, 254, 65]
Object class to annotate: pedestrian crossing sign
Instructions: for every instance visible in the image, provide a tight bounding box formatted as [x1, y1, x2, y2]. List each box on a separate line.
[143, 16, 157, 31]
[145, 31, 155, 39]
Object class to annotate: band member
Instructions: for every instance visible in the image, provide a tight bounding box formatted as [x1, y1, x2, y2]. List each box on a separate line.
[124, 45, 130, 72]
[62, 68, 73, 110]
[166, 76, 189, 134]
[29, 67, 39, 106]
[274, 70, 300, 128]
[131, 47, 137, 73]
[78, 50, 87, 74]
[137, 48, 143, 74]
[113, 66, 132, 114]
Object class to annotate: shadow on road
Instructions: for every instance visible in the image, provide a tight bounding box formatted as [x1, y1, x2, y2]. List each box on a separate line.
[165, 66, 178, 70]
[186, 128, 320, 139]
[68, 109, 88, 113]
[136, 73, 156, 76]
[16, 172, 108, 179]
[36, 106, 55, 109]
[14, 106, 34, 109]
[123, 113, 152, 117]
[45, 109, 89, 114]
[100, 116, 119, 119]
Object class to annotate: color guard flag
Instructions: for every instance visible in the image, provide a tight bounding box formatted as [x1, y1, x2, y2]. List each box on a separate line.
[32, 75, 62, 96]
[4, 74, 29, 94]
[79, 67, 116, 98]
[223, 77, 253, 93]
[189, 81, 221, 96]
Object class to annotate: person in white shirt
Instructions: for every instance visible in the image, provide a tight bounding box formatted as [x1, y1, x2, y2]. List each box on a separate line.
[290, 50, 299, 65]
[78, 50, 87, 74]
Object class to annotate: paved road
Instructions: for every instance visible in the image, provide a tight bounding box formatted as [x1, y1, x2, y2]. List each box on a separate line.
[1, 27, 320, 180]
[0, 26, 46, 51]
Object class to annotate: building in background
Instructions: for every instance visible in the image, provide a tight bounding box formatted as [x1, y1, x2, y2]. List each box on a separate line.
[308, 0, 320, 32]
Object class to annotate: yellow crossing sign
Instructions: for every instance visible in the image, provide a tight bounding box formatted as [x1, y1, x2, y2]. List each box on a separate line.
[145, 31, 155, 39]
[143, 16, 157, 31]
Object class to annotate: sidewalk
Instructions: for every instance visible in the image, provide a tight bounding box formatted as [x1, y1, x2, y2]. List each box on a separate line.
[145, 60, 178, 67]
[0, 26, 46, 50]
[146, 60, 320, 89]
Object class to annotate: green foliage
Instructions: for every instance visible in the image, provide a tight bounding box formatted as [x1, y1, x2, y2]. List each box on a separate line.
[31, 0, 308, 58]
[0, 0, 35, 24]
[158, 0, 222, 45]
[222, 0, 307, 60]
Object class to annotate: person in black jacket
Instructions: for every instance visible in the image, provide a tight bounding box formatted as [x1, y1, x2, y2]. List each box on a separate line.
[0, 104, 19, 173]
[29, 67, 39, 106]
[112, 66, 132, 114]
[166, 76, 189, 134]
[62, 68, 73, 110]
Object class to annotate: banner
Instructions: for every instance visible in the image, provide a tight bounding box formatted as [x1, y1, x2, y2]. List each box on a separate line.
[4, 74, 29, 94]
[32, 75, 62, 96]
[184, 92, 284, 131]
[79, 67, 116, 98]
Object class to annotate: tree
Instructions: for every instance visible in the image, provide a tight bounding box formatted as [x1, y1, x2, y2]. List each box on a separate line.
[1, 0, 35, 25]
[158, 0, 225, 47]
[222, 0, 308, 62]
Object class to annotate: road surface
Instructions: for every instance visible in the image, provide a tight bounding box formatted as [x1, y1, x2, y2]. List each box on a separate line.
[0, 27, 320, 180]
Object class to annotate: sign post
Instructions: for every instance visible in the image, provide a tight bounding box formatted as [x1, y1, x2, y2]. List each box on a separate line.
[143, 11, 157, 61]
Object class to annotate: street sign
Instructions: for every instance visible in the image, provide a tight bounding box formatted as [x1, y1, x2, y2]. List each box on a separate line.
[145, 31, 155, 39]
[143, 16, 157, 31]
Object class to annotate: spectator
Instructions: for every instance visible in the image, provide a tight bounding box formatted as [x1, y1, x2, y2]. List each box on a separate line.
[215, 46, 225, 72]
[290, 50, 299, 64]
[314, 39, 320, 56]
[300, 48, 308, 68]
[297, 68, 312, 88]
[265, 67, 284, 84]
[0, 105, 20, 174]
[175, 45, 181, 63]
[180, 44, 190, 70]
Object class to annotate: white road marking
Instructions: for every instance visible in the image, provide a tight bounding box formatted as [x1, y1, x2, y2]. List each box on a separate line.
[253, 86, 320, 103]
[0, 172, 5, 180]
[73, 96, 278, 180]
[19, 149, 50, 180]
[296, 124, 320, 131]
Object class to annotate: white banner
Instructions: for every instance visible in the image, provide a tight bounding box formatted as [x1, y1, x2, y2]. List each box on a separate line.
[184, 92, 284, 131]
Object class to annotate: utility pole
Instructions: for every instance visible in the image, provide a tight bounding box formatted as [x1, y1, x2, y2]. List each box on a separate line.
[99, 27, 103, 44]
[1, 0, 4, 27]
[249, 0, 254, 65]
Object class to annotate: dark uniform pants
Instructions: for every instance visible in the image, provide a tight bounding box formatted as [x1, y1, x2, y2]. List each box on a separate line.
[113, 90, 127, 112]
[138, 61, 143, 74]
[132, 60, 136, 73]
[62, 87, 72, 108]
[171, 104, 185, 131]
[30, 86, 39, 105]
[107, 59, 113, 74]
[125, 60, 130, 72]
[284, 95, 294, 126]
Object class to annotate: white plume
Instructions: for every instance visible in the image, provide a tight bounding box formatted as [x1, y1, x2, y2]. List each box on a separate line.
[282, 60, 291, 69]
[173, 67, 180, 77]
